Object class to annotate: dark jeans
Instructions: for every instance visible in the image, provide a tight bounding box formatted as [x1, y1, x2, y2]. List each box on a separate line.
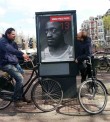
[79, 57, 96, 83]
[80, 63, 92, 83]
[1, 64, 23, 101]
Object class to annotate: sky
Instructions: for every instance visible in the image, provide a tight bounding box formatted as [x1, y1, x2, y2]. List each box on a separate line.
[0, 0, 110, 37]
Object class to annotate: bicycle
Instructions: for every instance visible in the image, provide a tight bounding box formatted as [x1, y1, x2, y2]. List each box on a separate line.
[78, 56, 107, 114]
[95, 52, 110, 73]
[0, 60, 63, 112]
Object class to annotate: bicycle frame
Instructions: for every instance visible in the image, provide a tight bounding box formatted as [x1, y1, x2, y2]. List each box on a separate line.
[87, 57, 108, 94]
[0, 57, 63, 111]
[22, 65, 39, 97]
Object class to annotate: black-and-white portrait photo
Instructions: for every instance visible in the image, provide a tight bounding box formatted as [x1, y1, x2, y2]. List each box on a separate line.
[37, 15, 75, 62]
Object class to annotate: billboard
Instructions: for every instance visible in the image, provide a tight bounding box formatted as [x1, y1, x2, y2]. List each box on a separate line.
[36, 10, 77, 63]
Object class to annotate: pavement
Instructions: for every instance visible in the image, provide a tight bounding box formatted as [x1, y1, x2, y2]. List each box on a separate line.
[0, 70, 110, 122]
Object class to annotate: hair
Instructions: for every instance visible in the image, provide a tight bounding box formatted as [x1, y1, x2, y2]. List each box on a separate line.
[82, 31, 88, 38]
[5, 28, 15, 37]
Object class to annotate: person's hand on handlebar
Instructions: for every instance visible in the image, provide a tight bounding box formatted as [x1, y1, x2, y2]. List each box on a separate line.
[22, 53, 30, 62]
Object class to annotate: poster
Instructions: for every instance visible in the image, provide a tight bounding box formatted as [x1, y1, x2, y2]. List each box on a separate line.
[36, 11, 76, 63]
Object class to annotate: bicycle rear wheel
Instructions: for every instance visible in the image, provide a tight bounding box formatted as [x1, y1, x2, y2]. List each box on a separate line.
[0, 90, 12, 110]
[31, 78, 63, 112]
[0, 76, 14, 110]
[78, 79, 107, 114]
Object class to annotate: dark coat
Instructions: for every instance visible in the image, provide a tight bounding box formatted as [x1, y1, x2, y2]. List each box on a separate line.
[76, 36, 92, 63]
[0, 36, 23, 67]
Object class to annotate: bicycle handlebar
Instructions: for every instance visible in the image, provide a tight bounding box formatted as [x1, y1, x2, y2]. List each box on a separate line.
[23, 54, 39, 69]
[92, 51, 104, 56]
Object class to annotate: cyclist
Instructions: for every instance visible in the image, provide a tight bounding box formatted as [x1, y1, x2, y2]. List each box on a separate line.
[75, 31, 92, 83]
[0, 28, 29, 107]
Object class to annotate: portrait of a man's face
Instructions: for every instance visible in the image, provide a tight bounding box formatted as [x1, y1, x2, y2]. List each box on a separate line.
[37, 14, 75, 63]
[45, 21, 63, 47]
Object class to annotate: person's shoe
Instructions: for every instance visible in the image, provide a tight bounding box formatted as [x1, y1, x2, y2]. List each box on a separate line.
[22, 97, 32, 103]
[14, 100, 27, 107]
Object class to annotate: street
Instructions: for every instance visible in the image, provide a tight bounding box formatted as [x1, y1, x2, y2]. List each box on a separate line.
[0, 70, 110, 122]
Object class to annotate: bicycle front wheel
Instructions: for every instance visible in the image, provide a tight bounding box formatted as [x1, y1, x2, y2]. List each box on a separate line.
[78, 79, 107, 114]
[31, 78, 63, 112]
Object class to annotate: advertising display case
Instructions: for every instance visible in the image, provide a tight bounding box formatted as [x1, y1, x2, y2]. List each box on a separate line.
[35, 10, 78, 97]
[35, 10, 78, 77]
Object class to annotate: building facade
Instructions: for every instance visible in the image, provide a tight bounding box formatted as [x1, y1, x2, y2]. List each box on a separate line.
[105, 9, 110, 45]
[81, 15, 105, 46]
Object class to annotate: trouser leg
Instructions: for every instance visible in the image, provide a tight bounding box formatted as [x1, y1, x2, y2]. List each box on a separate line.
[1, 64, 23, 101]
[86, 64, 92, 78]
[80, 68, 87, 83]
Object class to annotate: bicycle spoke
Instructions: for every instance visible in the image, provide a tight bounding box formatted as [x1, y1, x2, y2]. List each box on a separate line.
[78, 80, 107, 114]
[31, 79, 63, 112]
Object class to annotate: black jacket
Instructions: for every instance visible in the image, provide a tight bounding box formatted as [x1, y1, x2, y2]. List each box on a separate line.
[0, 36, 23, 67]
[76, 36, 92, 63]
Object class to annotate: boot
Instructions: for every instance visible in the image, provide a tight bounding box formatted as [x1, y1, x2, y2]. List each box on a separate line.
[22, 97, 32, 103]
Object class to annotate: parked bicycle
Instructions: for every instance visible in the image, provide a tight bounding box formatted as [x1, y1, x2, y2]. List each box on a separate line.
[95, 52, 110, 73]
[0, 59, 63, 112]
[78, 56, 107, 114]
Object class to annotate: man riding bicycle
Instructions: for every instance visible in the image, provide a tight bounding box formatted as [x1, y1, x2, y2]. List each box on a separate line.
[0, 28, 30, 107]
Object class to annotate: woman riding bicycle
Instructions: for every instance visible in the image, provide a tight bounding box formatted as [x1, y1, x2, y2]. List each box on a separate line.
[75, 31, 93, 83]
